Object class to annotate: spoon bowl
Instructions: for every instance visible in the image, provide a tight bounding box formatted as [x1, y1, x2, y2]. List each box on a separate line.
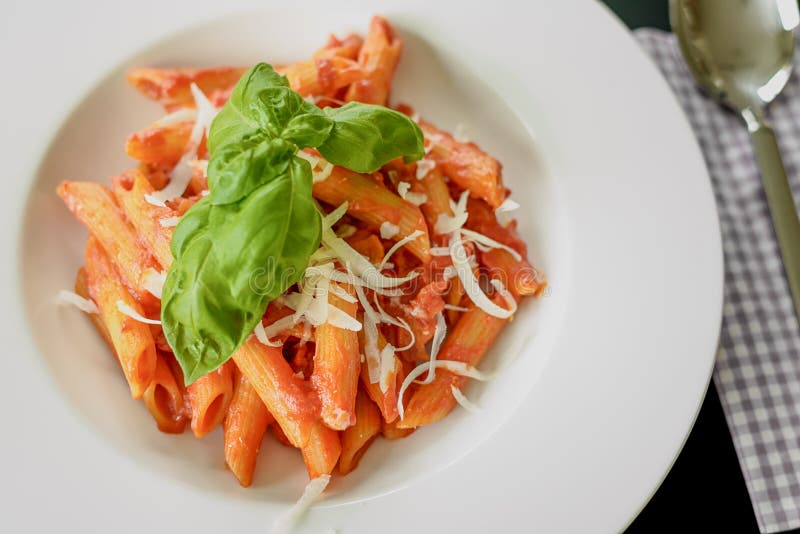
[671, 0, 798, 114]
[671, 0, 800, 324]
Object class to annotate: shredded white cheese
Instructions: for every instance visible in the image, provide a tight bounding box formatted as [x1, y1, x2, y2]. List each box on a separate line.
[159, 216, 181, 228]
[321, 227, 418, 289]
[147, 84, 217, 204]
[272, 475, 331, 534]
[253, 321, 280, 347]
[57, 290, 99, 314]
[380, 221, 400, 240]
[417, 312, 447, 385]
[372, 293, 415, 351]
[405, 191, 428, 205]
[416, 159, 436, 180]
[297, 149, 334, 183]
[451, 385, 481, 413]
[327, 303, 362, 331]
[153, 108, 197, 126]
[378, 229, 424, 271]
[116, 300, 161, 325]
[460, 228, 522, 261]
[141, 269, 166, 299]
[398, 359, 492, 421]
[495, 198, 520, 226]
[443, 303, 469, 312]
[496, 198, 520, 213]
[397, 181, 411, 198]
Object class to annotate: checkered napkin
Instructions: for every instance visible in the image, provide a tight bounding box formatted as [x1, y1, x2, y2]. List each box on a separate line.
[635, 29, 800, 533]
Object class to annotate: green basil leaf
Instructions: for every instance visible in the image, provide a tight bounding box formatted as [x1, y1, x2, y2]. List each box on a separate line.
[282, 112, 334, 148]
[207, 63, 290, 154]
[316, 102, 425, 172]
[170, 195, 212, 259]
[162, 157, 321, 384]
[250, 87, 333, 145]
[207, 138, 295, 205]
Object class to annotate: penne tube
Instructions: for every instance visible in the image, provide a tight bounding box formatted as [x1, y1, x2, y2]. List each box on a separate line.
[187, 361, 234, 438]
[58, 181, 156, 302]
[314, 166, 430, 262]
[127, 66, 248, 110]
[381, 415, 415, 440]
[397, 300, 512, 429]
[224, 370, 274, 487]
[301, 421, 342, 479]
[270, 422, 294, 448]
[85, 236, 157, 399]
[419, 120, 505, 209]
[418, 166, 454, 228]
[125, 121, 193, 168]
[313, 33, 363, 60]
[339, 389, 381, 475]
[345, 16, 402, 106]
[480, 248, 546, 297]
[112, 169, 176, 270]
[232, 338, 320, 448]
[280, 56, 365, 98]
[359, 328, 402, 423]
[74, 266, 113, 349]
[142, 353, 188, 434]
[311, 285, 360, 430]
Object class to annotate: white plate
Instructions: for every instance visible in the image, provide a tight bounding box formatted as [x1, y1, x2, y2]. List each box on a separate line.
[0, 1, 722, 532]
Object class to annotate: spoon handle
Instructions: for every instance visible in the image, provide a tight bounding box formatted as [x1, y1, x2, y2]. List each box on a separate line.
[749, 120, 800, 321]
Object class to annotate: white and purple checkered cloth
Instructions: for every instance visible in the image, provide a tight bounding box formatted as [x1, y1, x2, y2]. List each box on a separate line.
[635, 29, 800, 533]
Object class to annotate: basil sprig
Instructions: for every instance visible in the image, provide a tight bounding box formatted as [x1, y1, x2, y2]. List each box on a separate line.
[162, 63, 424, 384]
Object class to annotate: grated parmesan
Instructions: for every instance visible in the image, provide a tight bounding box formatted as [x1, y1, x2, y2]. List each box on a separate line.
[272, 475, 331, 534]
[379, 221, 400, 240]
[116, 300, 161, 325]
[451, 385, 481, 413]
[141, 269, 166, 299]
[57, 290, 98, 314]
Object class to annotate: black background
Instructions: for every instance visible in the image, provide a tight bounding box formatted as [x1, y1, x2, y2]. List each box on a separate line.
[604, 1, 797, 532]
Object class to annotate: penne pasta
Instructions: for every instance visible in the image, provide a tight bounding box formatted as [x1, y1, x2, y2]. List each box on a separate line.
[127, 66, 248, 110]
[418, 166, 454, 228]
[311, 285, 360, 430]
[224, 370, 274, 487]
[232, 338, 320, 448]
[74, 267, 113, 349]
[345, 16, 402, 106]
[125, 121, 193, 168]
[58, 15, 544, 491]
[280, 57, 365, 99]
[58, 181, 156, 302]
[142, 353, 188, 434]
[314, 166, 431, 262]
[419, 120, 506, 209]
[359, 329, 402, 423]
[339, 389, 381, 475]
[313, 33, 363, 61]
[301, 421, 342, 479]
[187, 361, 234, 438]
[381, 415, 415, 440]
[112, 169, 176, 270]
[397, 300, 512, 429]
[84, 236, 157, 399]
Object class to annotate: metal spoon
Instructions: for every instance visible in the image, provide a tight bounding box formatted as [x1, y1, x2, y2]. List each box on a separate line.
[671, 0, 800, 321]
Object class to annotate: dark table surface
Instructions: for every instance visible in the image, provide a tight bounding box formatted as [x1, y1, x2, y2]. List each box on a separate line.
[603, 1, 797, 533]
